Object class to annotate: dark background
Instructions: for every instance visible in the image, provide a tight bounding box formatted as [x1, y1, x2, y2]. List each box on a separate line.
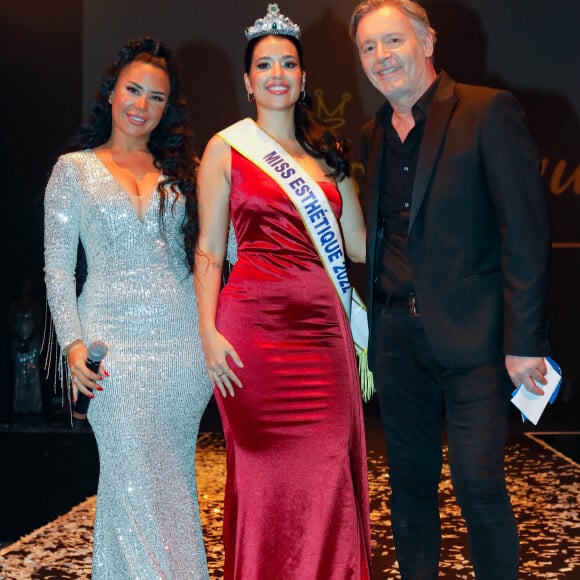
[0, 2, 577, 422]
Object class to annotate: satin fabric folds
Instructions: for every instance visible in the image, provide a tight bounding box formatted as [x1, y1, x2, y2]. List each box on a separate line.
[215, 150, 371, 579]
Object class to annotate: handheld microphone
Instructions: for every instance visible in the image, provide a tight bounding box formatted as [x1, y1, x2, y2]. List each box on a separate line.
[72, 340, 108, 428]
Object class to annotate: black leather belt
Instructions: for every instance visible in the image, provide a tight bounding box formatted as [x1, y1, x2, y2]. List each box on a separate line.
[376, 291, 421, 317]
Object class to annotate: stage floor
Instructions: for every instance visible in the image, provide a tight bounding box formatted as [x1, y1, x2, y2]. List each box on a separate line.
[1, 402, 578, 579]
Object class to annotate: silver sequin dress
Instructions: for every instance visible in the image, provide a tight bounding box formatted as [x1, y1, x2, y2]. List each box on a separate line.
[44, 150, 212, 579]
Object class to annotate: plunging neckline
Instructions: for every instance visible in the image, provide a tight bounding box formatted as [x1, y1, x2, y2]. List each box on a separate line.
[90, 149, 162, 224]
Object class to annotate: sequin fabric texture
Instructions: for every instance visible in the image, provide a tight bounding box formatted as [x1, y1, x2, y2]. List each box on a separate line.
[44, 150, 212, 579]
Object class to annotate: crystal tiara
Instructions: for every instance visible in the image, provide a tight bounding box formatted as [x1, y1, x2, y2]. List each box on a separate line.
[245, 3, 301, 41]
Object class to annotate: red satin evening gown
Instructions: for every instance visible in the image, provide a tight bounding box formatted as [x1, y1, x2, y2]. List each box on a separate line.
[215, 150, 371, 579]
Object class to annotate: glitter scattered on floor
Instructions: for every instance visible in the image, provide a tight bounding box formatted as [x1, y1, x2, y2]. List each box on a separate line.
[1, 427, 578, 579]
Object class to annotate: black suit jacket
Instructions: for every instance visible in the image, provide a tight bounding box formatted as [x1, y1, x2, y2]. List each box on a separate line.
[361, 72, 551, 369]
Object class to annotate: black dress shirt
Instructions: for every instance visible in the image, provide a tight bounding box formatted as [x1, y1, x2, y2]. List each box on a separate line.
[377, 75, 441, 300]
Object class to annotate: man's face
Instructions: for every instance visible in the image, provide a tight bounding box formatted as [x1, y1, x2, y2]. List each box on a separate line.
[356, 5, 434, 107]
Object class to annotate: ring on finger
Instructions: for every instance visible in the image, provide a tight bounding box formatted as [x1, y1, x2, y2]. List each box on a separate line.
[216, 371, 225, 377]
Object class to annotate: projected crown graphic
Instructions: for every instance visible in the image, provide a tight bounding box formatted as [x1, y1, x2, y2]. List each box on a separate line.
[314, 89, 352, 130]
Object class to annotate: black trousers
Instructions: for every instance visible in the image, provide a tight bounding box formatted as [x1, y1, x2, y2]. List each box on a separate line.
[372, 304, 519, 580]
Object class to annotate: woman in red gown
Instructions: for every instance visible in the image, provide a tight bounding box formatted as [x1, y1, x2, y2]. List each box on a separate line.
[194, 5, 372, 578]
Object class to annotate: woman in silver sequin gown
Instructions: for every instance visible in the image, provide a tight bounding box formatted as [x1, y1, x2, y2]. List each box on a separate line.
[44, 39, 212, 579]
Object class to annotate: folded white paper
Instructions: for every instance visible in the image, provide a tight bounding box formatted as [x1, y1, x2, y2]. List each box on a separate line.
[510, 357, 562, 425]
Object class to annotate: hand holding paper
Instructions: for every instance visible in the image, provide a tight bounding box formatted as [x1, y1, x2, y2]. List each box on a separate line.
[511, 357, 562, 425]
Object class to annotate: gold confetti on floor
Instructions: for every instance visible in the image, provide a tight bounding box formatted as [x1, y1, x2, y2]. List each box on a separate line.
[1, 427, 578, 579]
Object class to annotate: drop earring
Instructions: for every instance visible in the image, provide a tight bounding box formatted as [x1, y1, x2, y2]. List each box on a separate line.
[299, 77, 306, 102]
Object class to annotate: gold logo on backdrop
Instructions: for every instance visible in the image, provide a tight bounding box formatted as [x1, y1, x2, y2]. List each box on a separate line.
[541, 159, 580, 195]
[541, 159, 580, 247]
[313, 89, 351, 129]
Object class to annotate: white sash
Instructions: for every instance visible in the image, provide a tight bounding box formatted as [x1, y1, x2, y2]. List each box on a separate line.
[219, 119, 373, 399]
[220, 119, 352, 310]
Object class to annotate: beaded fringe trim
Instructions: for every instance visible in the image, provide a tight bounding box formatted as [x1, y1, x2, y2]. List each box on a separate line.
[41, 299, 73, 424]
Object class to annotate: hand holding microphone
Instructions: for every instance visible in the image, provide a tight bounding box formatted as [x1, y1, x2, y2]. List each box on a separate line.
[69, 340, 108, 428]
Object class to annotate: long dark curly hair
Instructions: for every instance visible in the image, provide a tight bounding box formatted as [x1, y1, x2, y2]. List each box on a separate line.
[244, 34, 350, 181]
[69, 37, 199, 270]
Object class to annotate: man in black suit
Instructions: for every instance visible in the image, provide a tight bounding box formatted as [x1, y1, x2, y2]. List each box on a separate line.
[350, 1, 551, 578]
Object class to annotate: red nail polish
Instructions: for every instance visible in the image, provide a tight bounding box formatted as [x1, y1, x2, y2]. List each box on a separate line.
[96, 386, 103, 391]
[103, 370, 110, 377]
